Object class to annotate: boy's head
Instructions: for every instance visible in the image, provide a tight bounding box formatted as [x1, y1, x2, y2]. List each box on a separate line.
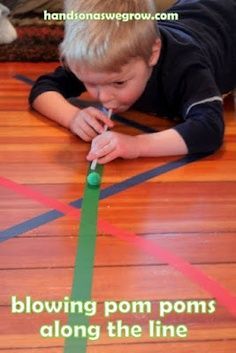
[60, 0, 161, 112]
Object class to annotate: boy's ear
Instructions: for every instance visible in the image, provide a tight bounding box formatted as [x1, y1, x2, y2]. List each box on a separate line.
[148, 39, 161, 66]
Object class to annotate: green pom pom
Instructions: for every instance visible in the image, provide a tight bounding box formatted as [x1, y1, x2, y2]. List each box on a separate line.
[87, 172, 101, 186]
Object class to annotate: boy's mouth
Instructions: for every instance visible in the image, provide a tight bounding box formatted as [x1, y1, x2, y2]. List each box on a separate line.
[103, 106, 118, 113]
[103, 104, 130, 114]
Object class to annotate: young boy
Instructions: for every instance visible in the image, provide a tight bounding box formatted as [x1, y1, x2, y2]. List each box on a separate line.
[29, 0, 236, 165]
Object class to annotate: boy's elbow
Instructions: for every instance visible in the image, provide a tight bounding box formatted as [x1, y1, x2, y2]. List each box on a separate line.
[175, 109, 225, 154]
[182, 102, 225, 154]
[203, 116, 224, 153]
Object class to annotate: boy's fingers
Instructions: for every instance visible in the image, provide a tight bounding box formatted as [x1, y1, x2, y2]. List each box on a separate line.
[101, 116, 114, 128]
[87, 152, 96, 161]
[92, 143, 113, 157]
[78, 126, 94, 142]
[71, 114, 96, 138]
[78, 130, 91, 142]
[87, 138, 115, 160]
[89, 108, 114, 128]
[97, 150, 118, 164]
[84, 114, 104, 134]
[76, 121, 97, 141]
[80, 126, 96, 140]
[91, 132, 112, 151]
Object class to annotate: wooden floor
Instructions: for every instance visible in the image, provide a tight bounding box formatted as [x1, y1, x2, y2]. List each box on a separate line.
[0, 62, 236, 353]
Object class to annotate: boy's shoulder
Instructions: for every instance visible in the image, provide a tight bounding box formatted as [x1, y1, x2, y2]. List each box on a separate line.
[165, 0, 236, 40]
[155, 0, 236, 96]
[144, 0, 235, 118]
[167, 0, 236, 20]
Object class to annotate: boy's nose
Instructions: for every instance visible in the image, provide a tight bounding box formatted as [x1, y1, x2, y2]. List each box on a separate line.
[97, 87, 113, 105]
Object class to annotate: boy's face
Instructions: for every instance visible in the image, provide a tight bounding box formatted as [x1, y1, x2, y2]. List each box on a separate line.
[72, 57, 157, 113]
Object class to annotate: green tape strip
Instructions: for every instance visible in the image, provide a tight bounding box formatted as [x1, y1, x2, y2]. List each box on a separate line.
[64, 164, 103, 353]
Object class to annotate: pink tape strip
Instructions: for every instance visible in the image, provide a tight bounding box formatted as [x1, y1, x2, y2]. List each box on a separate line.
[1, 176, 236, 316]
[98, 218, 236, 316]
[0, 176, 80, 218]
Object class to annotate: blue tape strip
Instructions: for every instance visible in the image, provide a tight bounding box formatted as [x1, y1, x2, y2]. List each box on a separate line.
[99, 154, 204, 198]
[112, 113, 157, 133]
[13, 74, 35, 86]
[0, 154, 208, 243]
[0, 211, 63, 242]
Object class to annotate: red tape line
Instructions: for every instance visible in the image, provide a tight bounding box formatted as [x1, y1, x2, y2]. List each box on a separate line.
[98, 218, 236, 316]
[1, 176, 236, 316]
[0, 176, 80, 218]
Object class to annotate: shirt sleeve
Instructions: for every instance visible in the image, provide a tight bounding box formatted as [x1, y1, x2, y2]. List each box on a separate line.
[28, 66, 86, 106]
[173, 100, 224, 154]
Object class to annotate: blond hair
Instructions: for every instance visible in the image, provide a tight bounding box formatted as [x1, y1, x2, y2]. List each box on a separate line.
[60, 0, 160, 73]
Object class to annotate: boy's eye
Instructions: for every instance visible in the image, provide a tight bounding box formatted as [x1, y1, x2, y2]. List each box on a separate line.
[113, 81, 126, 87]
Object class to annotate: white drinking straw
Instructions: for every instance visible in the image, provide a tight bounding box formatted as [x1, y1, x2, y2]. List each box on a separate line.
[90, 108, 113, 170]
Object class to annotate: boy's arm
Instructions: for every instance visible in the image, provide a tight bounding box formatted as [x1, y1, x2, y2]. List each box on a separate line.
[136, 128, 188, 157]
[87, 101, 224, 163]
[29, 66, 85, 127]
[32, 91, 79, 128]
[29, 66, 85, 105]
[87, 127, 187, 163]
[138, 100, 224, 156]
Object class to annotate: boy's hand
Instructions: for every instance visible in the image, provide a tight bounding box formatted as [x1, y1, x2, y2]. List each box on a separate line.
[86, 131, 140, 164]
[69, 107, 114, 142]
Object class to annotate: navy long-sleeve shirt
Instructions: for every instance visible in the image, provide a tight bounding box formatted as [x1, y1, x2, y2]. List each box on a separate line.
[29, 0, 236, 154]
